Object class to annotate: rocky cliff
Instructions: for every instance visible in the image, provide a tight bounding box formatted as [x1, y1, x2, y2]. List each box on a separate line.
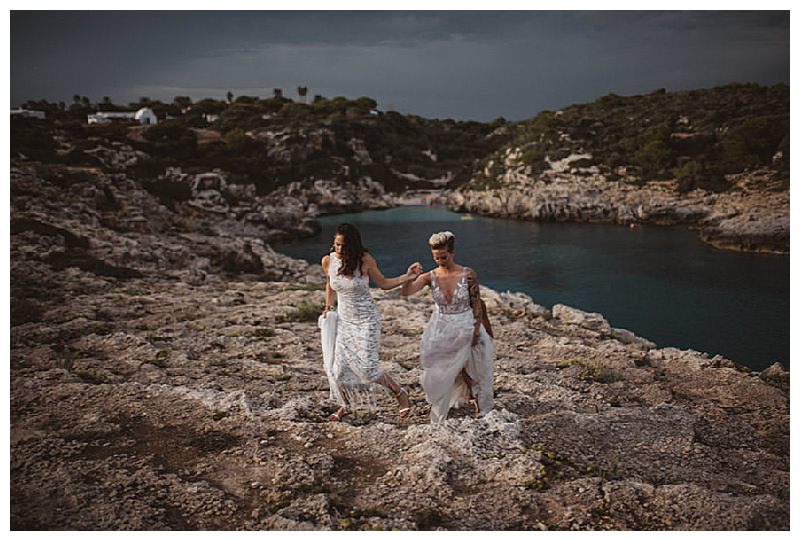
[450, 84, 789, 253]
[10, 160, 789, 530]
[448, 156, 789, 253]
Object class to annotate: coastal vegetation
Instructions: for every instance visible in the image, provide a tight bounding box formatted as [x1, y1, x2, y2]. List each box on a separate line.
[12, 93, 506, 196]
[470, 83, 789, 192]
[13, 83, 788, 198]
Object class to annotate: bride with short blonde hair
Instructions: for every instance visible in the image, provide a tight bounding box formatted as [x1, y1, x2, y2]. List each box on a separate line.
[401, 231, 494, 423]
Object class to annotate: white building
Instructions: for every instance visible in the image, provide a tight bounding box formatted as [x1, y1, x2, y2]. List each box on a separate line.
[134, 107, 158, 125]
[88, 107, 158, 125]
[10, 108, 46, 119]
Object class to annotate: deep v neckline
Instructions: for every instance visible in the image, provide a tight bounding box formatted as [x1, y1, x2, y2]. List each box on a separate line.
[434, 267, 465, 304]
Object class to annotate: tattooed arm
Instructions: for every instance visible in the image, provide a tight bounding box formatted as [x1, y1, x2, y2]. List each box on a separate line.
[467, 268, 483, 346]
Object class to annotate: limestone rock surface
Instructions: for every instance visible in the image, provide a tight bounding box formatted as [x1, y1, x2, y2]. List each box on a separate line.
[10, 160, 788, 530]
[449, 166, 789, 253]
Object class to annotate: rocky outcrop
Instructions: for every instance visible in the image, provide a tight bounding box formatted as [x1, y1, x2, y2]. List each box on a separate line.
[449, 153, 788, 253]
[37, 138, 400, 245]
[10, 157, 789, 530]
[84, 142, 150, 171]
[264, 177, 396, 216]
[155, 167, 321, 242]
[9, 265, 789, 530]
[9, 164, 319, 285]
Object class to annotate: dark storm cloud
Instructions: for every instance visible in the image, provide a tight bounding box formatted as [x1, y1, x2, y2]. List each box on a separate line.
[10, 11, 789, 120]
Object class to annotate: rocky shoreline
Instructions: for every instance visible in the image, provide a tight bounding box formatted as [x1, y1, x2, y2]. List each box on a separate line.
[10, 161, 789, 530]
[447, 152, 789, 254]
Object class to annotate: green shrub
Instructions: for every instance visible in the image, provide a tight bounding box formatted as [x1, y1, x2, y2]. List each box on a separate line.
[595, 92, 626, 108]
[563, 359, 622, 384]
[141, 178, 192, 209]
[632, 123, 675, 179]
[141, 121, 197, 159]
[520, 146, 546, 169]
[279, 102, 313, 119]
[74, 369, 105, 384]
[221, 128, 254, 152]
[571, 157, 595, 169]
[10, 117, 59, 162]
[277, 301, 324, 323]
[715, 115, 789, 174]
[676, 160, 702, 192]
[130, 157, 174, 181]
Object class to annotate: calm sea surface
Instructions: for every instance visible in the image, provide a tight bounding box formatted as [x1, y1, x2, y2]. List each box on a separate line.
[275, 206, 789, 372]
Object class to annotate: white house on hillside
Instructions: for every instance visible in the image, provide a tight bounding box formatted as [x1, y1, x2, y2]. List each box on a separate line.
[10, 108, 46, 119]
[134, 108, 158, 124]
[88, 107, 158, 125]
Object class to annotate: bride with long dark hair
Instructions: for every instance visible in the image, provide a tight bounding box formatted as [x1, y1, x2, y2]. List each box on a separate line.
[320, 223, 422, 422]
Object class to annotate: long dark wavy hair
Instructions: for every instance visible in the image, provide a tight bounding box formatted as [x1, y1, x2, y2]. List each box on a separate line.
[333, 223, 368, 277]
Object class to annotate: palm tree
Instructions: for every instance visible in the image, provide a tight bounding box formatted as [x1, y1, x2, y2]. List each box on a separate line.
[273, 88, 283, 99]
[297, 86, 308, 103]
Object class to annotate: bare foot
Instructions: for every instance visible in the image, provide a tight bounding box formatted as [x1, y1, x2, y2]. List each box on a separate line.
[469, 398, 480, 418]
[328, 406, 350, 422]
[396, 389, 412, 419]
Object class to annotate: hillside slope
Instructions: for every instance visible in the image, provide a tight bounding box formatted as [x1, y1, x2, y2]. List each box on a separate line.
[451, 84, 789, 252]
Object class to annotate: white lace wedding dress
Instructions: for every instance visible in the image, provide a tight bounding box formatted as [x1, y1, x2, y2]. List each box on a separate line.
[420, 267, 494, 423]
[324, 253, 384, 409]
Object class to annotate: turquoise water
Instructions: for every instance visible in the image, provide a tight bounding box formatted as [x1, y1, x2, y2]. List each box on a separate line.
[275, 206, 789, 372]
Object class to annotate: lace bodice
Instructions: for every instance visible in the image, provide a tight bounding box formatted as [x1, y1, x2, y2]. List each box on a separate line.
[325, 253, 383, 406]
[328, 253, 377, 320]
[329, 254, 370, 297]
[430, 267, 472, 315]
[421, 264, 494, 422]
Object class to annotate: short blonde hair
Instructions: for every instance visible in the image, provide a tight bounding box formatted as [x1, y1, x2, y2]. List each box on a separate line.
[429, 231, 455, 251]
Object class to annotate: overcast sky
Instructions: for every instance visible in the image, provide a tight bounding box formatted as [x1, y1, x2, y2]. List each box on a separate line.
[10, 10, 790, 121]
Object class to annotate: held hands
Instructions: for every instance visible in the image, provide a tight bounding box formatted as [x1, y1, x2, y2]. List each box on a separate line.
[405, 261, 424, 282]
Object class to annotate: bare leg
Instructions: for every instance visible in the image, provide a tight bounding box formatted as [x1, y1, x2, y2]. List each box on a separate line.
[330, 386, 352, 422]
[377, 372, 401, 395]
[460, 368, 475, 400]
[460, 368, 479, 417]
[377, 373, 412, 417]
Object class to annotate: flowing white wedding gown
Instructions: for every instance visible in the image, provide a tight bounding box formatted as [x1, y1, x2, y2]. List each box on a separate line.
[419, 267, 494, 423]
[321, 253, 384, 410]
